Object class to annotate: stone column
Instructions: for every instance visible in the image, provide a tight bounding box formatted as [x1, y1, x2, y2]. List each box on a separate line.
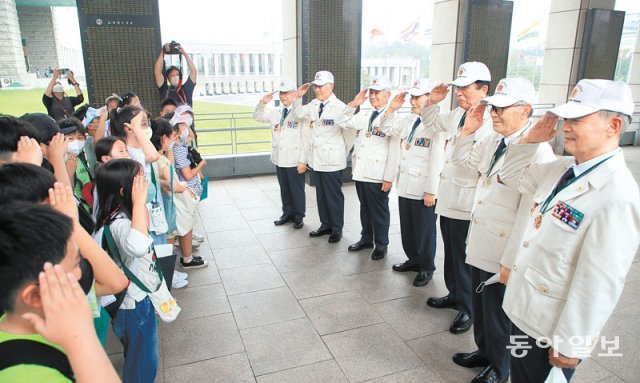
[624, 18, 640, 106]
[0, 0, 28, 80]
[537, 0, 615, 107]
[213, 54, 221, 76]
[224, 53, 231, 76]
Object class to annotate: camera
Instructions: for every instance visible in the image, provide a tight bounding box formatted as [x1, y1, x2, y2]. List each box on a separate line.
[164, 41, 181, 55]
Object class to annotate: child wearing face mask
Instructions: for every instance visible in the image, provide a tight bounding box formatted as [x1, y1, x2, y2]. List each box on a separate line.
[59, 117, 93, 215]
[170, 113, 208, 269]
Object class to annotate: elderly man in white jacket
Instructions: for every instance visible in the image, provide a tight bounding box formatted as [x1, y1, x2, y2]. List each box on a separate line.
[253, 79, 307, 229]
[498, 79, 640, 383]
[340, 75, 401, 260]
[450, 78, 555, 383]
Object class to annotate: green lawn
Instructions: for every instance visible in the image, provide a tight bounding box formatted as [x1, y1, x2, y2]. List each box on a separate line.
[0, 88, 271, 155]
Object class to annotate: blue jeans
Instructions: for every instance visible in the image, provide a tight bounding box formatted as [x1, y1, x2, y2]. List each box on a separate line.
[113, 297, 158, 383]
[150, 231, 167, 245]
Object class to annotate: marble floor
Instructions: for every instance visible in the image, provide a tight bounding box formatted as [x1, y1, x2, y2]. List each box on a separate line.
[107, 146, 640, 383]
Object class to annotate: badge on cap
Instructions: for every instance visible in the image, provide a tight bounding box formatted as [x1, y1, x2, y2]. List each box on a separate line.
[458, 67, 465, 76]
[569, 85, 581, 101]
[496, 82, 506, 94]
[413, 80, 420, 87]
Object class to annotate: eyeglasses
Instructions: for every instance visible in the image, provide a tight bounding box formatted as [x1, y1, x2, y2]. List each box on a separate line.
[490, 102, 527, 116]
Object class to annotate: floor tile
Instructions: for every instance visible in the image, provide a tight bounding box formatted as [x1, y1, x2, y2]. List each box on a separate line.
[229, 287, 306, 329]
[256, 360, 348, 383]
[172, 283, 231, 321]
[207, 229, 260, 249]
[323, 323, 423, 382]
[240, 318, 332, 376]
[164, 353, 255, 383]
[219, 263, 285, 295]
[300, 290, 384, 335]
[162, 313, 244, 367]
[213, 244, 271, 270]
[268, 246, 343, 273]
[281, 266, 357, 300]
[407, 331, 478, 383]
[364, 366, 443, 383]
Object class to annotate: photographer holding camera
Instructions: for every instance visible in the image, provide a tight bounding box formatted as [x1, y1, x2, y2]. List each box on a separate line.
[43, 69, 84, 122]
[154, 42, 197, 107]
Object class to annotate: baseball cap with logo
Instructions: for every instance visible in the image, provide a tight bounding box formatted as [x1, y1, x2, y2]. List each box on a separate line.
[408, 78, 436, 96]
[311, 71, 334, 86]
[449, 62, 491, 87]
[549, 79, 634, 119]
[368, 75, 391, 91]
[53, 84, 65, 93]
[481, 78, 535, 107]
[276, 79, 296, 93]
[82, 107, 101, 128]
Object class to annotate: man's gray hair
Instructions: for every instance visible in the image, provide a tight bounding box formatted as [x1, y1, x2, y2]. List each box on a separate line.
[599, 110, 631, 134]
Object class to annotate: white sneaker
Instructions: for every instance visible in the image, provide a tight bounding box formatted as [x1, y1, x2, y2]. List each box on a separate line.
[174, 270, 188, 280]
[192, 233, 205, 243]
[172, 274, 189, 289]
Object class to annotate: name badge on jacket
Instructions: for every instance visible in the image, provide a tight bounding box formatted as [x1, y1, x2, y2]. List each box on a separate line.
[286, 121, 299, 129]
[552, 201, 584, 230]
[414, 137, 431, 148]
[320, 119, 335, 126]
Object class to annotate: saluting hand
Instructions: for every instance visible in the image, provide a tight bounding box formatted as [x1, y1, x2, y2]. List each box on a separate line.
[15, 136, 43, 165]
[428, 83, 449, 106]
[48, 182, 79, 224]
[131, 174, 149, 209]
[460, 104, 486, 138]
[348, 88, 368, 108]
[260, 91, 276, 105]
[389, 92, 406, 112]
[296, 83, 310, 99]
[521, 112, 558, 144]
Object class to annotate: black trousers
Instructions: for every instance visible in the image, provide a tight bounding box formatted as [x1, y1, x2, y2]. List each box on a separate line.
[355, 181, 390, 247]
[312, 169, 344, 232]
[440, 216, 473, 316]
[398, 197, 437, 272]
[276, 166, 305, 220]
[471, 266, 511, 380]
[510, 325, 577, 383]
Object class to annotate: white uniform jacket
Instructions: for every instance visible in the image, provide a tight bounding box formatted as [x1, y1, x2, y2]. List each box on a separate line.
[424, 105, 493, 220]
[295, 94, 357, 172]
[452, 125, 555, 274]
[253, 99, 305, 168]
[381, 106, 446, 200]
[499, 144, 640, 358]
[343, 106, 401, 184]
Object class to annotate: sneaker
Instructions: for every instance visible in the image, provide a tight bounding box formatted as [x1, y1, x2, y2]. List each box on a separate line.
[174, 270, 188, 280]
[172, 274, 189, 289]
[192, 233, 205, 243]
[180, 257, 208, 269]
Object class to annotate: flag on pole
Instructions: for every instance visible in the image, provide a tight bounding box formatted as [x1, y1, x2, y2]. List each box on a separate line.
[399, 18, 420, 42]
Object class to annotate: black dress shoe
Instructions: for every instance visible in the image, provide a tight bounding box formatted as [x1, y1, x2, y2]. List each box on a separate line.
[328, 231, 342, 243]
[309, 227, 332, 237]
[392, 261, 420, 272]
[273, 215, 292, 226]
[371, 246, 387, 260]
[452, 350, 489, 368]
[449, 312, 472, 334]
[426, 295, 456, 309]
[472, 366, 507, 383]
[348, 240, 374, 252]
[413, 271, 433, 286]
[293, 219, 304, 229]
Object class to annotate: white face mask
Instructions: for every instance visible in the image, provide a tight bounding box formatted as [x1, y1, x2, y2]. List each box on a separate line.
[169, 76, 179, 87]
[179, 127, 189, 144]
[67, 140, 85, 156]
[143, 127, 153, 141]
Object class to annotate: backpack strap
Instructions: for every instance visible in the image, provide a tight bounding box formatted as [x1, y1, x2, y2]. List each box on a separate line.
[0, 339, 75, 381]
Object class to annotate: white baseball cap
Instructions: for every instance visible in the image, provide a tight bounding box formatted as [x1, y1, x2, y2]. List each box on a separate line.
[311, 71, 334, 86]
[549, 79, 634, 119]
[175, 104, 193, 116]
[276, 79, 296, 93]
[368, 75, 391, 91]
[481, 78, 535, 107]
[450, 62, 491, 87]
[408, 78, 436, 96]
[53, 84, 65, 93]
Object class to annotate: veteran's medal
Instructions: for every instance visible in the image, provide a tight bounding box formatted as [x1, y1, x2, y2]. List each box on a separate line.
[534, 214, 542, 229]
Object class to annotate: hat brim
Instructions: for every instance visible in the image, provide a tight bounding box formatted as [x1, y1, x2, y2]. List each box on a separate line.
[409, 89, 432, 96]
[449, 77, 476, 87]
[311, 80, 332, 86]
[481, 94, 525, 107]
[549, 103, 600, 119]
[277, 88, 296, 93]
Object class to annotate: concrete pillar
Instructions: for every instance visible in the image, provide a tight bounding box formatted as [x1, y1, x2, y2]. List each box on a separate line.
[213, 54, 220, 76]
[282, 0, 297, 82]
[262, 54, 269, 76]
[623, 15, 640, 107]
[224, 54, 231, 76]
[242, 53, 250, 76]
[0, 0, 28, 81]
[18, 6, 61, 75]
[537, 0, 615, 107]
[252, 53, 259, 75]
